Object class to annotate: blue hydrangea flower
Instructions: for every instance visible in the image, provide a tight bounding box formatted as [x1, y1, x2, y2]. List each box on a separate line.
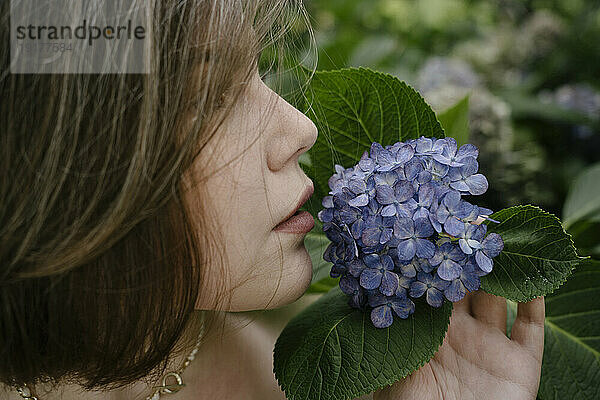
[317, 136, 504, 328]
[369, 292, 416, 328]
[409, 272, 451, 307]
[444, 260, 481, 302]
[395, 274, 416, 298]
[473, 232, 504, 272]
[432, 138, 479, 167]
[382, 180, 415, 218]
[339, 274, 367, 308]
[436, 191, 474, 235]
[430, 242, 465, 281]
[359, 254, 399, 296]
[371, 142, 415, 172]
[447, 158, 489, 195]
[396, 258, 420, 278]
[346, 258, 367, 278]
[456, 223, 487, 255]
[361, 215, 396, 247]
[393, 217, 436, 260]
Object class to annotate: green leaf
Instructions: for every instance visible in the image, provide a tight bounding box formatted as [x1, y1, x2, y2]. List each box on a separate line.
[273, 287, 453, 400]
[437, 95, 470, 146]
[539, 259, 600, 400]
[562, 162, 600, 230]
[300, 67, 445, 211]
[306, 276, 340, 294]
[305, 230, 332, 285]
[481, 205, 583, 302]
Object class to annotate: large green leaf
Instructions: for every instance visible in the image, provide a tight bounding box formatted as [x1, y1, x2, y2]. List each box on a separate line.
[481, 205, 583, 301]
[273, 287, 453, 400]
[299, 67, 445, 212]
[539, 259, 600, 400]
[562, 162, 600, 230]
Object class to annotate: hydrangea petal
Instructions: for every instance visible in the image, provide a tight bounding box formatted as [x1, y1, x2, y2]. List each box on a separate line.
[466, 174, 488, 195]
[349, 193, 369, 207]
[318, 208, 334, 223]
[380, 271, 399, 296]
[436, 204, 450, 223]
[444, 217, 465, 237]
[415, 238, 435, 259]
[339, 275, 359, 295]
[391, 298, 415, 318]
[404, 159, 423, 180]
[376, 185, 395, 204]
[396, 239, 416, 260]
[350, 219, 366, 240]
[409, 281, 427, 298]
[322, 195, 334, 208]
[460, 157, 479, 176]
[396, 144, 415, 163]
[462, 270, 480, 292]
[456, 143, 478, 160]
[418, 183, 435, 206]
[394, 180, 415, 202]
[381, 254, 395, 270]
[396, 201, 416, 218]
[381, 204, 396, 217]
[363, 254, 380, 269]
[393, 217, 414, 239]
[361, 227, 381, 247]
[413, 207, 429, 220]
[444, 279, 467, 302]
[437, 259, 462, 280]
[359, 268, 382, 290]
[475, 251, 493, 273]
[426, 288, 445, 307]
[399, 262, 417, 278]
[347, 258, 365, 277]
[418, 258, 435, 273]
[414, 217, 434, 237]
[348, 178, 367, 195]
[483, 233, 504, 258]
[430, 213, 442, 233]
[450, 180, 470, 192]
[415, 137, 433, 153]
[459, 238, 473, 255]
[371, 305, 393, 328]
[380, 228, 393, 244]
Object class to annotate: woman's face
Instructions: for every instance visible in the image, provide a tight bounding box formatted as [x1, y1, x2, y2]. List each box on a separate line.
[186, 66, 318, 312]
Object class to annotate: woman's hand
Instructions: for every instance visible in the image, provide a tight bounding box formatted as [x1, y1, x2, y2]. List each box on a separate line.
[373, 290, 545, 400]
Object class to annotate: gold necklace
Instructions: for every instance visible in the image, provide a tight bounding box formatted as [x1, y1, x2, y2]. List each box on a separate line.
[14, 318, 205, 400]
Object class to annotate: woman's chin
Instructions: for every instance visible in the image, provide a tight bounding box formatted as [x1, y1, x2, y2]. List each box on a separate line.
[256, 244, 313, 310]
[203, 243, 314, 312]
[278, 245, 314, 307]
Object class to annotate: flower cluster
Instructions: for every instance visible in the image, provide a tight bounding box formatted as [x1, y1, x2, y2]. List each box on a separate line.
[318, 136, 504, 328]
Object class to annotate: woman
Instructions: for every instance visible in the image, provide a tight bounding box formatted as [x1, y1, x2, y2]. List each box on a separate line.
[0, 1, 544, 399]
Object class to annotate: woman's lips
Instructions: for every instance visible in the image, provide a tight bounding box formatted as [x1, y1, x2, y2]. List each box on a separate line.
[273, 182, 314, 233]
[273, 210, 315, 234]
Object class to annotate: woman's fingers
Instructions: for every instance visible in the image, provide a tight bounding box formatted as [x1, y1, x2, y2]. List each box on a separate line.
[470, 290, 507, 333]
[511, 296, 545, 362]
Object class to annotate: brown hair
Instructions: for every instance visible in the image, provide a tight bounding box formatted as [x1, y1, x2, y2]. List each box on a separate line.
[0, 0, 313, 393]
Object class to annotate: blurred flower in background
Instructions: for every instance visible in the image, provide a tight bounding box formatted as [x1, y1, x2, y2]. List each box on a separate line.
[539, 83, 600, 139]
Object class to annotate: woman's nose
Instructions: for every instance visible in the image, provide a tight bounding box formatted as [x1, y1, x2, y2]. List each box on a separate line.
[264, 83, 318, 172]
